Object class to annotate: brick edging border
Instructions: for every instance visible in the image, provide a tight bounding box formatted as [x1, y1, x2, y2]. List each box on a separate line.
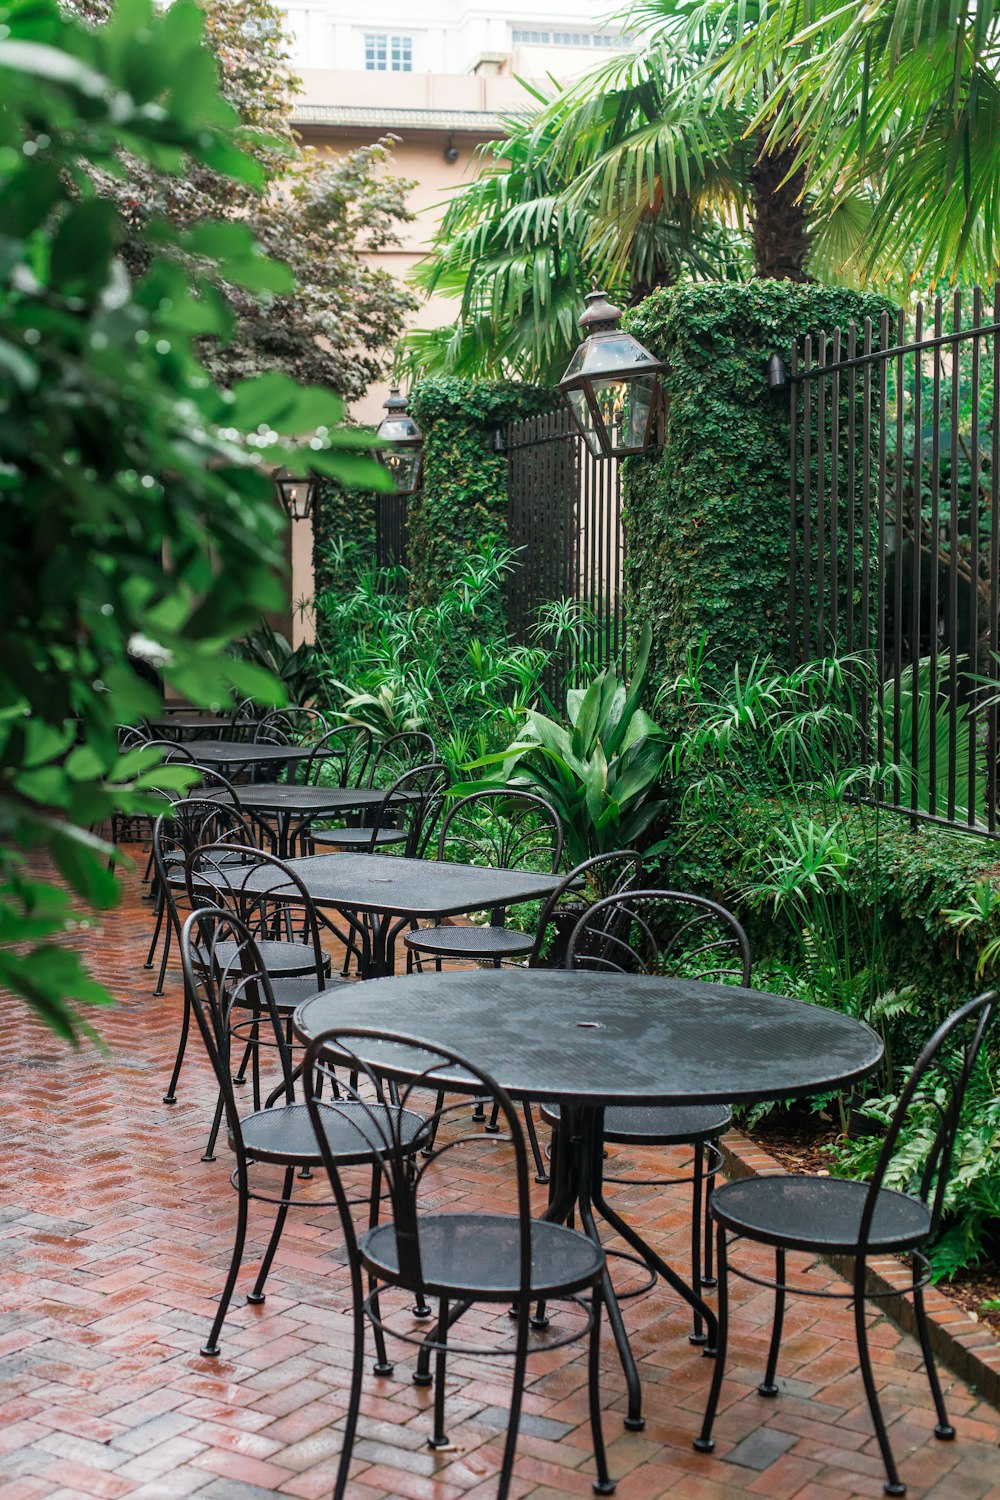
[718, 1131, 1000, 1412]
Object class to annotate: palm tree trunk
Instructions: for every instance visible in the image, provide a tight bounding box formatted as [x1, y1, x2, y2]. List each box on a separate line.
[750, 137, 810, 281]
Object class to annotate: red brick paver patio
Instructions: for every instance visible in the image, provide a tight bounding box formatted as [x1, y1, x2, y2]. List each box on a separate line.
[2, 853, 999, 1500]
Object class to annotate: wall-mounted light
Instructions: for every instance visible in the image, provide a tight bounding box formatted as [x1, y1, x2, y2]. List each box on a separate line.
[559, 284, 664, 458]
[443, 135, 460, 164]
[375, 387, 424, 495]
[274, 469, 318, 521]
[767, 353, 788, 390]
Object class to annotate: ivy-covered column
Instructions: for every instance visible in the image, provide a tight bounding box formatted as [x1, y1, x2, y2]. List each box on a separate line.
[623, 282, 893, 691]
[406, 378, 557, 608]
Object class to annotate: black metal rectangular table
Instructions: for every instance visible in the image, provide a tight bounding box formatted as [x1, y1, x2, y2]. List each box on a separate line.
[203, 784, 391, 859]
[234, 852, 567, 975]
[293, 969, 884, 1429]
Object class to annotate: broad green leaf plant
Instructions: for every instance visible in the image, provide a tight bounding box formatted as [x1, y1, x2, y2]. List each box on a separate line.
[465, 624, 671, 868]
[0, 0, 391, 1042]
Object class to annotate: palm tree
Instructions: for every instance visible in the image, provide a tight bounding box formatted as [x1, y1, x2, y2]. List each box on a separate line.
[707, 0, 1000, 286]
[401, 2, 878, 381]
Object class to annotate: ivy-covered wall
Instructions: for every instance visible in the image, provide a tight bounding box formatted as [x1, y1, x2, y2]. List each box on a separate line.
[311, 476, 376, 599]
[407, 378, 558, 608]
[623, 281, 896, 693]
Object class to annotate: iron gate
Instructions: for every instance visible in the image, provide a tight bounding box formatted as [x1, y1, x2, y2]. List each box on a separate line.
[505, 406, 625, 682]
[789, 283, 1000, 836]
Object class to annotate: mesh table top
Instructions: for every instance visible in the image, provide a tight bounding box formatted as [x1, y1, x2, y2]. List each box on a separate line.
[293, 969, 884, 1107]
[147, 716, 236, 733]
[203, 784, 387, 815]
[170, 741, 314, 767]
[241, 852, 566, 920]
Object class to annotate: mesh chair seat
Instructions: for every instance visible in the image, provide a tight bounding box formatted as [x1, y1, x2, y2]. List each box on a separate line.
[214, 938, 330, 980]
[247, 973, 354, 1014]
[539, 1100, 732, 1144]
[711, 1174, 932, 1255]
[404, 924, 534, 960]
[311, 827, 407, 850]
[236, 1100, 425, 1168]
[360, 1211, 604, 1302]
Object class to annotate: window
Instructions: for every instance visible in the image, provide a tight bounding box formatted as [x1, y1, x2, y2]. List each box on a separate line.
[511, 27, 625, 48]
[364, 33, 412, 70]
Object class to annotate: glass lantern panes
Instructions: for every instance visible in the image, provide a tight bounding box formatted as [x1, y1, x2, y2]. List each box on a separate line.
[559, 289, 663, 458]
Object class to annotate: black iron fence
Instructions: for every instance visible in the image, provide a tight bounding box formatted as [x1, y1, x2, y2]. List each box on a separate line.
[505, 407, 625, 682]
[789, 283, 1000, 836]
[374, 492, 407, 571]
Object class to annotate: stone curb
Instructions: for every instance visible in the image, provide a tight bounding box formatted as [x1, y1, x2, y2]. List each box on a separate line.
[718, 1130, 1000, 1412]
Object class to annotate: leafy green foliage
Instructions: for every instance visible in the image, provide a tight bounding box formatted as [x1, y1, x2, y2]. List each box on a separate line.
[828, 1053, 1000, 1278]
[406, 378, 560, 609]
[231, 620, 322, 707]
[622, 281, 895, 692]
[464, 624, 670, 866]
[63, 0, 416, 397]
[313, 540, 593, 775]
[0, 0, 389, 1042]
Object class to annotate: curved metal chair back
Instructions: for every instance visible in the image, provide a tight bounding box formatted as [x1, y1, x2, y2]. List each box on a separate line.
[366, 730, 438, 789]
[860, 991, 996, 1254]
[528, 850, 643, 967]
[372, 762, 449, 859]
[566, 888, 751, 985]
[139, 736, 197, 764]
[437, 790, 563, 875]
[229, 697, 259, 740]
[303, 725, 373, 788]
[118, 724, 150, 749]
[253, 707, 329, 747]
[184, 842, 331, 981]
[152, 800, 257, 941]
[187, 764, 243, 808]
[181, 908, 300, 1135]
[303, 1027, 532, 1301]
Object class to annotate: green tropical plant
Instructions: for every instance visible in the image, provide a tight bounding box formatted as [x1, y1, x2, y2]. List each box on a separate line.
[232, 620, 322, 706]
[708, 0, 1000, 286]
[312, 540, 593, 772]
[827, 1051, 1000, 1277]
[463, 624, 670, 866]
[0, 0, 390, 1042]
[883, 660, 977, 822]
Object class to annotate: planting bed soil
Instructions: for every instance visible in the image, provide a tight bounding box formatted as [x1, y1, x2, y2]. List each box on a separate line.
[748, 1106, 1000, 1342]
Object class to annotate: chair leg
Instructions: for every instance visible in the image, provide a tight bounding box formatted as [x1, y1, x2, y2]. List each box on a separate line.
[333, 1259, 366, 1500]
[163, 986, 191, 1104]
[694, 1221, 728, 1453]
[522, 1103, 548, 1185]
[759, 1247, 785, 1396]
[690, 1142, 706, 1345]
[247, 1165, 294, 1304]
[144, 891, 165, 969]
[702, 1147, 717, 1287]
[154, 917, 172, 996]
[202, 1087, 225, 1163]
[201, 1168, 249, 1357]
[428, 1299, 450, 1449]
[368, 1165, 394, 1376]
[853, 1263, 906, 1496]
[588, 1283, 615, 1494]
[912, 1256, 954, 1439]
[497, 1301, 531, 1500]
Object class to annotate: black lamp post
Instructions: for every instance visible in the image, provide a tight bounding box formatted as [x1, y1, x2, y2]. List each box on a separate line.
[375, 387, 423, 494]
[274, 469, 318, 521]
[559, 285, 664, 458]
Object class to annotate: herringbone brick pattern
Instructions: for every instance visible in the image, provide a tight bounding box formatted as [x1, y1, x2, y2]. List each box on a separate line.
[2, 849, 999, 1500]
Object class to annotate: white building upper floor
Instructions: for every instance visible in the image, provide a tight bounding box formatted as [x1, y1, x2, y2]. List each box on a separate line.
[276, 0, 628, 80]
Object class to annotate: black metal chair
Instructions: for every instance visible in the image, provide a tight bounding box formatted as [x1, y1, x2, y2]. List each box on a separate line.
[184, 842, 348, 1157]
[180, 910, 424, 1361]
[302, 1026, 616, 1500]
[403, 790, 564, 967]
[302, 724, 373, 787]
[253, 706, 330, 746]
[141, 765, 246, 962]
[541, 889, 751, 1343]
[310, 762, 450, 858]
[364, 730, 437, 788]
[696, 991, 996, 1497]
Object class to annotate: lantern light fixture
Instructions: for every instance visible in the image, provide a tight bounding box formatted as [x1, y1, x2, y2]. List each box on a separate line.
[273, 469, 318, 521]
[375, 387, 423, 495]
[558, 283, 664, 459]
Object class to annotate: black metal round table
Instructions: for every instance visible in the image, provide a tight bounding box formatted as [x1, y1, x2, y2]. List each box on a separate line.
[293, 969, 883, 1427]
[170, 740, 313, 775]
[206, 784, 391, 859]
